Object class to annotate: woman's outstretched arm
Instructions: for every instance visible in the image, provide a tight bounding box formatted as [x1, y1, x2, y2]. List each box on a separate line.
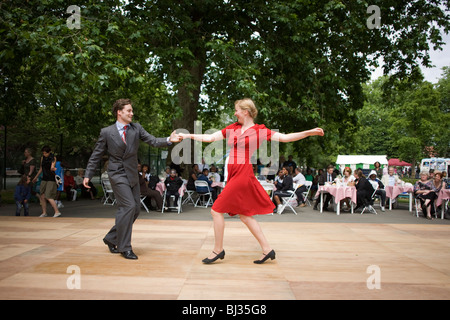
[271, 128, 324, 143]
[179, 131, 224, 143]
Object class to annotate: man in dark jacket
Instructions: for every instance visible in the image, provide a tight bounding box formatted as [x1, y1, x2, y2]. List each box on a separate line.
[273, 166, 294, 214]
[313, 165, 337, 211]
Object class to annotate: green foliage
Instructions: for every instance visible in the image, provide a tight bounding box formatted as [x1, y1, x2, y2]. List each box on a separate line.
[1, 0, 449, 170]
[354, 70, 449, 170]
[0, 0, 175, 167]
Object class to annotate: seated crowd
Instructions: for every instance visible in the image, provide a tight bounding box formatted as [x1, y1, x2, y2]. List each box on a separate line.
[151, 156, 448, 218]
[414, 171, 447, 220]
[18, 147, 446, 220]
[186, 164, 221, 203]
[308, 163, 448, 219]
[311, 165, 380, 213]
[135, 161, 223, 211]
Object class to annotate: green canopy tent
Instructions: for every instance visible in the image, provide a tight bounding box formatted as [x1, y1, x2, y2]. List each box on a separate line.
[336, 155, 388, 175]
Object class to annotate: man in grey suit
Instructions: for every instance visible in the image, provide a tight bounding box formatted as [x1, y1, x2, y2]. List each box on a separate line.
[83, 99, 181, 260]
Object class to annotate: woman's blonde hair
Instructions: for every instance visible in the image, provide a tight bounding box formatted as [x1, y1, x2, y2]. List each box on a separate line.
[235, 98, 258, 119]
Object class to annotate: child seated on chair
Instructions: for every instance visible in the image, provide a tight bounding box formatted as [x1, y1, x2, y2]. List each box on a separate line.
[164, 169, 183, 206]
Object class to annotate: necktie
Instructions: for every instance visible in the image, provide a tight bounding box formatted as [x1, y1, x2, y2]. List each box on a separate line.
[122, 125, 128, 144]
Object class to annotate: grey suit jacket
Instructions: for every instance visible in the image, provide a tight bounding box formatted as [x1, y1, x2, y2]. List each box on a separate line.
[85, 122, 169, 188]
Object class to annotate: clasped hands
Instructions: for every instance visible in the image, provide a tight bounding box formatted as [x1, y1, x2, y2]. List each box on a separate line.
[170, 131, 193, 143]
[169, 130, 184, 143]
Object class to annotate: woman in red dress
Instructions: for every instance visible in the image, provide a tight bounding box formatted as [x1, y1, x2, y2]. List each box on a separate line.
[180, 99, 324, 264]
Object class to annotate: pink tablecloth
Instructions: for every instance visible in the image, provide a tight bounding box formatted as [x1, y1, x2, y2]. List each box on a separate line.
[436, 189, 450, 208]
[212, 182, 224, 189]
[319, 185, 357, 204]
[385, 185, 414, 199]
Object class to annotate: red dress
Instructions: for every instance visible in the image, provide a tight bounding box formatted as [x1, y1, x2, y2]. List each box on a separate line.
[212, 123, 276, 216]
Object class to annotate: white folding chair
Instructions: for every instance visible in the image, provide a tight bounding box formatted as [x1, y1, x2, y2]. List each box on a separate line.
[161, 188, 183, 214]
[433, 201, 440, 219]
[415, 197, 440, 219]
[194, 180, 213, 208]
[303, 181, 313, 206]
[182, 179, 197, 206]
[361, 189, 377, 214]
[260, 181, 275, 200]
[414, 197, 421, 218]
[70, 188, 77, 201]
[182, 190, 196, 205]
[101, 177, 116, 206]
[140, 195, 149, 213]
[278, 184, 300, 215]
[442, 199, 449, 220]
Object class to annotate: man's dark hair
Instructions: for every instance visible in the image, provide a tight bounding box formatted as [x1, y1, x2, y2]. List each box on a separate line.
[41, 146, 52, 153]
[112, 99, 132, 118]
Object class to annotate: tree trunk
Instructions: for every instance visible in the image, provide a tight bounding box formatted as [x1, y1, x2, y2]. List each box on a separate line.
[171, 52, 207, 179]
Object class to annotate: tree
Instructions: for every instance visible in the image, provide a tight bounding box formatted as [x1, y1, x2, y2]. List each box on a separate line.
[0, 0, 174, 169]
[434, 66, 450, 157]
[391, 81, 441, 170]
[1, 0, 449, 173]
[355, 76, 395, 156]
[125, 0, 449, 167]
[356, 71, 449, 174]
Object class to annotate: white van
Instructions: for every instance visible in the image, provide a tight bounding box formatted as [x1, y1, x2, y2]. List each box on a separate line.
[420, 158, 450, 174]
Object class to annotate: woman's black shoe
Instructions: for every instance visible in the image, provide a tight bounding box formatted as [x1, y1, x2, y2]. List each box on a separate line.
[202, 250, 225, 264]
[253, 250, 276, 264]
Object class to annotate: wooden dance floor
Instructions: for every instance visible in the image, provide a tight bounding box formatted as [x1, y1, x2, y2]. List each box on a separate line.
[0, 216, 449, 300]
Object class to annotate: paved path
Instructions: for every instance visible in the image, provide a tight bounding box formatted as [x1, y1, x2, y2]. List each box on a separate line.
[1, 197, 449, 225]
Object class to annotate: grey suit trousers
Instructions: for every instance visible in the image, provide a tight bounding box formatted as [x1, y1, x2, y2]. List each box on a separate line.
[104, 180, 141, 252]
